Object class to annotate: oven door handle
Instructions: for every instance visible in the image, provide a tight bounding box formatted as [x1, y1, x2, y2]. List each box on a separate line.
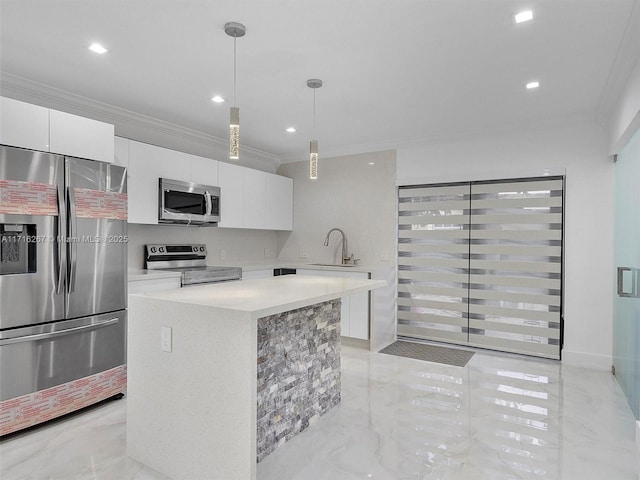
[0, 317, 120, 346]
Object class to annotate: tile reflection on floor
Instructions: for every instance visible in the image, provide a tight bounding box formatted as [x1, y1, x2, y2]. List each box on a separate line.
[1, 345, 638, 480]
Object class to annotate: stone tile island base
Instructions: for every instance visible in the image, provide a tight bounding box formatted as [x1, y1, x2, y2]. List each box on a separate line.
[257, 299, 341, 461]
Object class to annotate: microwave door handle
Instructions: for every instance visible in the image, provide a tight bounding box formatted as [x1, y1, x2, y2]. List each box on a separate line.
[55, 186, 65, 295]
[205, 191, 212, 216]
[67, 186, 78, 293]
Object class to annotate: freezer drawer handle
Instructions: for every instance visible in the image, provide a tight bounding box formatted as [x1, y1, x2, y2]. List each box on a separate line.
[0, 317, 120, 346]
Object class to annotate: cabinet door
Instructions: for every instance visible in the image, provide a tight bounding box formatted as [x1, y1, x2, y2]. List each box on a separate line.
[49, 109, 114, 162]
[189, 154, 218, 186]
[265, 173, 293, 230]
[114, 137, 129, 168]
[348, 291, 370, 340]
[128, 140, 190, 224]
[243, 168, 266, 229]
[218, 162, 244, 228]
[0, 97, 50, 152]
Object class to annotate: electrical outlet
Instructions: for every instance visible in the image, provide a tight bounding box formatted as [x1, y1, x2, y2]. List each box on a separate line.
[299, 250, 309, 259]
[220, 249, 227, 260]
[160, 326, 172, 352]
[264, 248, 272, 258]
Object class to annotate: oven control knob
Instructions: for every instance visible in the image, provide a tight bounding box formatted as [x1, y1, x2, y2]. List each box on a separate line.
[200, 246, 205, 252]
[150, 247, 157, 253]
[159, 247, 165, 253]
[192, 246, 198, 252]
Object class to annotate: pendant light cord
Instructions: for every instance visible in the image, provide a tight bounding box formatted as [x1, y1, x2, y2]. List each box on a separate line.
[313, 88, 316, 136]
[233, 37, 237, 107]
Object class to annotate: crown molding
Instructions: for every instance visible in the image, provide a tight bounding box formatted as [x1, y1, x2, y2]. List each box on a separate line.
[0, 73, 280, 171]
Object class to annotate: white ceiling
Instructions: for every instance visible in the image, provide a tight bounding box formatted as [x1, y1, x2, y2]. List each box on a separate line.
[1, 0, 639, 162]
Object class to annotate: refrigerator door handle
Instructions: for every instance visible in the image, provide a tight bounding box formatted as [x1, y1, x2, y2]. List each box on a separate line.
[67, 186, 78, 293]
[55, 186, 65, 295]
[0, 317, 120, 346]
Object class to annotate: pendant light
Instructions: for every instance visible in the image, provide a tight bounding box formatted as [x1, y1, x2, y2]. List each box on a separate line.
[307, 78, 322, 179]
[224, 22, 246, 160]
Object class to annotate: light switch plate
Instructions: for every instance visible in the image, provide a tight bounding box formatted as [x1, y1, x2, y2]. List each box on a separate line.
[160, 326, 172, 352]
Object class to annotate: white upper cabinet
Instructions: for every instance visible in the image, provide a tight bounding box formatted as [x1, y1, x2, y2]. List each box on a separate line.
[218, 162, 244, 229]
[243, 168, 266, 229]
[114, 136, 129, 168]
[112, 136, 291, 229]
[217, 163, 293, 230]
[0, 97, 50, 152]
[49, 109, 114, 163]
[188, 154, 218, 186]
[0, 97, 115, 162]
[265, 173, 293, 230]
[128, 140, 190, 224]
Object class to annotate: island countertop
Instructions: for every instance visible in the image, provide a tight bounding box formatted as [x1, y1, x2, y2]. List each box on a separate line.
[130, 274, 386, 319]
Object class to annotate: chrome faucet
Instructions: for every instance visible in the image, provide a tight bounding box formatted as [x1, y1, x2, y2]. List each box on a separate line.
[323, 228, 351, 265]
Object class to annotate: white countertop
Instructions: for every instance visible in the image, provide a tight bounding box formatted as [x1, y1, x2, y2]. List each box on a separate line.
[130, 275, 386, 319]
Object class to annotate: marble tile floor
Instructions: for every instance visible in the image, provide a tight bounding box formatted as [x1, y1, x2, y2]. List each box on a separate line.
[1, 345, 638, 480]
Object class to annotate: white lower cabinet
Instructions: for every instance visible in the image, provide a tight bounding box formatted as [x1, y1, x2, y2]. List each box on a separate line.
[296, 269, 370, 340]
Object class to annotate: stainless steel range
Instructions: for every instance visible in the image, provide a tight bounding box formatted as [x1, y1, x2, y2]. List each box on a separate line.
[144, 244, 242, 286]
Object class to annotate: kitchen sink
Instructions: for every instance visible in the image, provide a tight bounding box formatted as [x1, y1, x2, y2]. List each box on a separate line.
[309, 263, 358, 267]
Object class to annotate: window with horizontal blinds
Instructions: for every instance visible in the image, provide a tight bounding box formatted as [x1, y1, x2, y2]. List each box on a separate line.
[397, 177, 564, 359]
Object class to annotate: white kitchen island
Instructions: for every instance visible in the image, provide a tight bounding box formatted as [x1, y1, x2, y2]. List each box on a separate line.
[127, 274, 385, 480]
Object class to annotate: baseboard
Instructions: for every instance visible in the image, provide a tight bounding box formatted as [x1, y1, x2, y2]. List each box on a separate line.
[636, 420, 640, 459]
[561, 349, 612, 371]
[341, 336, 369, 349]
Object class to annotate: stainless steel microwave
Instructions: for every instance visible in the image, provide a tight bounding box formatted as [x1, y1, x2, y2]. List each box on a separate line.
[158, 178, 220, 225]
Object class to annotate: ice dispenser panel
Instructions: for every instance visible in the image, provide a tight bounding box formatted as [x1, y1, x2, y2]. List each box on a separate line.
[0, 224, 36, 275]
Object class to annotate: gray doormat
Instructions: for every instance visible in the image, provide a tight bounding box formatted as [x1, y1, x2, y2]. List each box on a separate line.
[379, 341, 474, 367]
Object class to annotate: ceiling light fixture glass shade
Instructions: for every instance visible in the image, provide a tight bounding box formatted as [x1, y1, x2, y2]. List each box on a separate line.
[230, 106, 240, 160]
[224, 22, 246, 161]
[307, 78, 323, 180]
[309, 140, 318, 179]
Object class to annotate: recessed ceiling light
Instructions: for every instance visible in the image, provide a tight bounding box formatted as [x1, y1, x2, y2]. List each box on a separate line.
[211, 95, 225, 103]
[368, 162, 375, 165]
[514, 10, 533, 24]
[526, 81, 540, 89]
[88, 43, 108, 54]
[285, 127, 296, 133]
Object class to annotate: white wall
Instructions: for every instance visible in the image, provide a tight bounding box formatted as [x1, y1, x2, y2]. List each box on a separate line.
[276, 150, 396, 267]
[609, 54, 640, 154]
[397, 121, 614, 369]
[127, 224, 278, 269]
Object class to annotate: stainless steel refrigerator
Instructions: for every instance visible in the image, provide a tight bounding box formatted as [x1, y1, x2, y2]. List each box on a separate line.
[0, 144, 127, 435]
